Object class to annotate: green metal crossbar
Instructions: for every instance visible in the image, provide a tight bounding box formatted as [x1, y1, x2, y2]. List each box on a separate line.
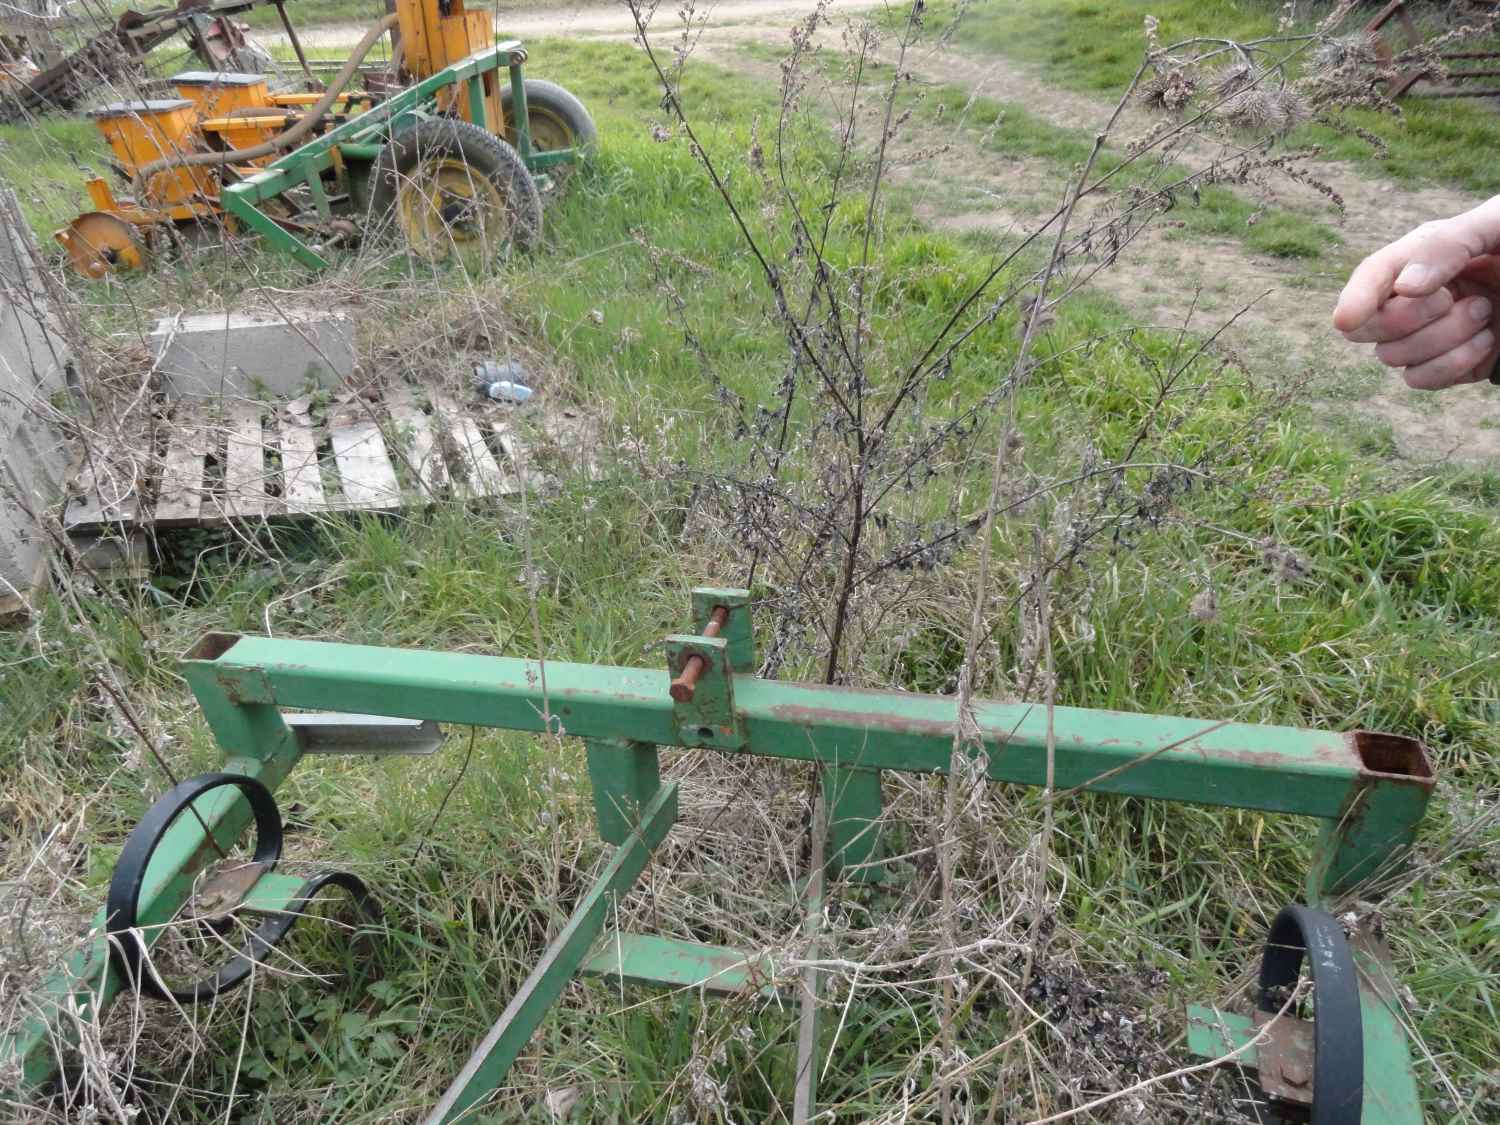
[0, 588, 1437, 1121]
[219, 40, 577, 269]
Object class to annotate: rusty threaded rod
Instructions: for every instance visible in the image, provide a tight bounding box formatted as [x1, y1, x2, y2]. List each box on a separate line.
[670, 606, 729, 702]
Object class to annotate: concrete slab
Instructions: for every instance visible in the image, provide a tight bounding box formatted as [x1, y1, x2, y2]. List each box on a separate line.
[151, 309, 355, 399]
[0, 186, 71, 610]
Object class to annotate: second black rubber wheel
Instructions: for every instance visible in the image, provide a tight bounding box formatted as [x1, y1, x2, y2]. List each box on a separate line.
[499, 78, 597, 189]
[369, 117, 543, 261]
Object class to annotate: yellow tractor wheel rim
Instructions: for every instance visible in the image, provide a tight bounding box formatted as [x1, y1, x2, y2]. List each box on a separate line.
[522, 107, 576, 153]
[57, 212, 147, 279]
[396, 157, 509, 260]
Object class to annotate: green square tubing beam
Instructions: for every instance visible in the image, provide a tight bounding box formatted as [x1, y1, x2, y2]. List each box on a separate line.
[424, 781, 679, 1124]
[181, 631, 1435, 903]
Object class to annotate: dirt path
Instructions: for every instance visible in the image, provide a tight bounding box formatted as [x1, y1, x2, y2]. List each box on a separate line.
[688, 23, 1500, 463]
[271, 1, 1500, 462]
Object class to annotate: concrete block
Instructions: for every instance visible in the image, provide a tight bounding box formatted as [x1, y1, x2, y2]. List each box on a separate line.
[151, 309, 355, 399]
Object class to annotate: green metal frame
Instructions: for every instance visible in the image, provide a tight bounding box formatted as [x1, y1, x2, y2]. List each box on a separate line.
[219, 40, 577, 270]
[1, 589, 1436, 1121]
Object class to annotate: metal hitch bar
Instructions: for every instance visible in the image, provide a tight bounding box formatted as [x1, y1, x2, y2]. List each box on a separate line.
[0, 587, 1436, 1120]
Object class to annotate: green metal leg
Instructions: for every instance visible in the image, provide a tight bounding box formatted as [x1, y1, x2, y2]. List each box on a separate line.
[1306, 734, 1433, 902]
[1351, 924, 1423, 1124]
[466, 74, 487, 132]
[222, 192, 330, 271]
[507, 62, 531, 161]
[426, 782, 679, 1124]
[823, 765, 884, 883]
[303, 161, 332, 222]
[584, 737, 661, 846]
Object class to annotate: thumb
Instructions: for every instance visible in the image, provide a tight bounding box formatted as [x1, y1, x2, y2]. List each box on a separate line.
[1334, 197, 1500, 332]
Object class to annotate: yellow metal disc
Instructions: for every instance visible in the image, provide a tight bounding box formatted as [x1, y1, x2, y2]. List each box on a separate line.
[56, 212, 147, 279]
[395, 158, 509, 262]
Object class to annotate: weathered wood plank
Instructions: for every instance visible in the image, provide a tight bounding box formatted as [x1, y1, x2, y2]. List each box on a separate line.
[223, 403, 268, 518]
[277, 418, 326, 514]
[328, 412, 401, 509]
[386, 388, 447, 497]
[430, 392, 512, 497]
[153, 423, 208, 526]
[63, 464, 139, 530]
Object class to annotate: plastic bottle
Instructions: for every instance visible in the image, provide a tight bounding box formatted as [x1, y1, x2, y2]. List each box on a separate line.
[471, 360, 533, 403]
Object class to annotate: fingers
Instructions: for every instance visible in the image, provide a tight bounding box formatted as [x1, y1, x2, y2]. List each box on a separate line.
[1374, 296, 1492, 367]
[1332, 197, 1500, 332]
[1342, 289, 1453, 343]
[1401, 326, 1499, 390]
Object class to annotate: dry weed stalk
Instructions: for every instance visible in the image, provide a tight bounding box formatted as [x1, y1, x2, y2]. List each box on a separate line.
[619, 1, 1489, 1121]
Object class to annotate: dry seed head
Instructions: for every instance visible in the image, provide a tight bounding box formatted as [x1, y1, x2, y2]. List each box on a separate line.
[1313, 32, 1379, 71]
[1138, 60, 1199, 113]
[1213, 61, 1259, 99]
[1218, 87, 1310, 138]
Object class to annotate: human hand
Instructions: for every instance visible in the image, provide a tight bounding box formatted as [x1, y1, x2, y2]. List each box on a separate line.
[1332, 197, 1500, 390]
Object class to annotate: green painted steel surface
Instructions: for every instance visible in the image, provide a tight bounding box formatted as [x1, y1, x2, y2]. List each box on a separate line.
[691, 588, 755, 671]
[581, 932, 778, 996]
[823, 765, 884, 881]
[664, 633, 743, 749]
[1307, 742, 1434, 900]
[189, 633, 1393, 820]
[507, 59, 531, 160]
[583, 736, 661, 846]
[426, 782, 678, 1124]
[1184, 1005, 1260, 1066]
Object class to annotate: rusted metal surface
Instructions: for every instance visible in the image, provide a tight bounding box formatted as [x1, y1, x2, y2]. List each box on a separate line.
[0, 0, 280, 122]
[193, 859, 270, 922]
[1367, 0, 1500, 100]
[669, 604, 728, 701]
[1253, 1010, 1316, 1106]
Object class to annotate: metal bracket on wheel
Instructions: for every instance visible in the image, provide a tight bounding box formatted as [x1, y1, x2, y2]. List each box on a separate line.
[1186, 904, 1364, 1125]
[105, 772, 378, 1004]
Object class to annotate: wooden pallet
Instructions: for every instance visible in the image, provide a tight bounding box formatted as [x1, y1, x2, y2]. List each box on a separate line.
[63, 385, 588, 533]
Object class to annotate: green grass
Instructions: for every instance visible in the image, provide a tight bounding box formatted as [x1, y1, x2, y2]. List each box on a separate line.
[2, 32, 1498, 1125]
[922, 0, 1500, 194]
[738, 40, 1340, 260]
[0, 118, 109, 240]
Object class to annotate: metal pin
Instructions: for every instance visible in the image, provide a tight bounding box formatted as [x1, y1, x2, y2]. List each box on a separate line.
[669, 606, 728, 702]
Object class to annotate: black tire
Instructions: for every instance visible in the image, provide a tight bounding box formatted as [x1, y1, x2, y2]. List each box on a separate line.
[499, 78, 597, 188]
[368, 116, 543, 260]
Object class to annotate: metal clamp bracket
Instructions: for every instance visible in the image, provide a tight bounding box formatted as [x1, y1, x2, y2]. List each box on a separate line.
[665, 634, 743, 749]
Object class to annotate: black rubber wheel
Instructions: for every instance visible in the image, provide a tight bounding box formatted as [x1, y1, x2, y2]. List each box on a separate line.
[499, 78, 597, 188]
[105, 772, 283, 1003]
[368, 116, 543, 261]
[105, 772, 381, 1004]
[1257, 904, 1364, 1125]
